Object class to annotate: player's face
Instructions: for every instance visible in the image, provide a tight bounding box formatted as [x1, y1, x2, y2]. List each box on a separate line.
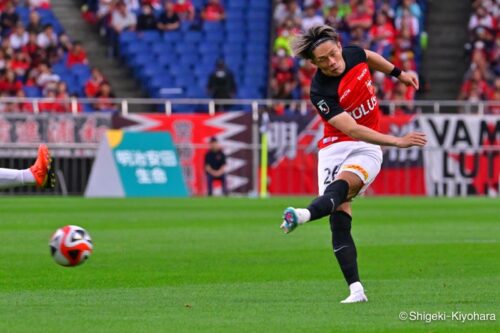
[312, 41, 345, 77]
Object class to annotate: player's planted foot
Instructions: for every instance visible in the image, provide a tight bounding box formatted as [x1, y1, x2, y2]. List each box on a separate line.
[280, 207, 299, 234]
[340, 282, 368, 304]
[340, 291, 368, 303]
[30, 144, 55, 189]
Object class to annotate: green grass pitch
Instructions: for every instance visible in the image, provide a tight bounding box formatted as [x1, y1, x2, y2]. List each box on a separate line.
[0, 197, 498, 333]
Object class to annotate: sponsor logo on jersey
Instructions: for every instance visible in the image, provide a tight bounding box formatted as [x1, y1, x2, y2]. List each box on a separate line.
[357, 68, 368, 81]
[347, 96, 378, 120]
[339, 89, 351, 103]
[317, 100, 330, 114]
[365, 79, 375, 95]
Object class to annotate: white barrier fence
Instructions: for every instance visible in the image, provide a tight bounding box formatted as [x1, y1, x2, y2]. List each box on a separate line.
[0, 97, 499, 115]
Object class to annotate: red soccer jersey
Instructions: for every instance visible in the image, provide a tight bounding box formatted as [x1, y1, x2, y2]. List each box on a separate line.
[310, 46, 380, 149]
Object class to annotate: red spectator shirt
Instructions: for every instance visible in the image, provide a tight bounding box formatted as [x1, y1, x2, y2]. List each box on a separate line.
[0, 79, 23, 95]
[203, 4, 224, 21]
[10, 59, 30, 74]
[298, 64, 317, 86]
[369, 22, 396, 45]
[274, 67, 295, 85]
[85, 79, 105, 97]
[310, 46, 380, 149]
[174, 1, 193, 14]
[66, 50, 88, 67]
[461, 79, 493, 98]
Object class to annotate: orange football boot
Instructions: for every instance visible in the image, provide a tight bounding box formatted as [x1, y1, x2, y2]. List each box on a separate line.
[30, 144, 55, 189]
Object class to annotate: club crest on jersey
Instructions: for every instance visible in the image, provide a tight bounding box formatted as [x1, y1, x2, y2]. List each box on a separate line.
[317, 100, 330, 114]
[365, 80, 375, 95]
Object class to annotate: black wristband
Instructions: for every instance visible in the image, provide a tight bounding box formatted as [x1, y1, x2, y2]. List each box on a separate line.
[390, 66, 402, 78]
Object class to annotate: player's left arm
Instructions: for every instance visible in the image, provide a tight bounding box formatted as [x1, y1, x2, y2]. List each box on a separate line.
[364, 49, 419, 90]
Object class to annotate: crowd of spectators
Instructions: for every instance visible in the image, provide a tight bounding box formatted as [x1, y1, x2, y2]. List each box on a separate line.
[460, 0, 499, 113]
[81, 0, 226, 35]
[271, 0, 427, 114]
[0, 0, 117, 113]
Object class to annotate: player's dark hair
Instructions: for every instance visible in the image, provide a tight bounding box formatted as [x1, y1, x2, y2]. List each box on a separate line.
[292, 25, 340, 60]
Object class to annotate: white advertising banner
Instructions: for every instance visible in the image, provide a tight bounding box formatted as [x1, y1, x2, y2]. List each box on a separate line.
[419, 115, 500, 196]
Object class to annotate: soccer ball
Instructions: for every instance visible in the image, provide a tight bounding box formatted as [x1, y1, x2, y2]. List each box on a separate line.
[49, 225, 93, 267]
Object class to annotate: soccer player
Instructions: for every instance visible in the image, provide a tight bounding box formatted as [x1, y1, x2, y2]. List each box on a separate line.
[0, 144, 55, 190]
[280, 25, 426, 303]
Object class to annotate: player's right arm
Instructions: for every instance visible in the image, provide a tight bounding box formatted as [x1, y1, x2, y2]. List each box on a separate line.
[329, 112, 427, 148]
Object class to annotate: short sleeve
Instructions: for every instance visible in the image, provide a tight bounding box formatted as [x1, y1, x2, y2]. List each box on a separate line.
[310, 93, 344, 121]
[343, 45, 367, 67]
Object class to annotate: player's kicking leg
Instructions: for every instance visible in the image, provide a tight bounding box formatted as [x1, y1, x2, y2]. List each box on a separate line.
[0, 144, 55, 190]
[280, 172, 367, 303]
[280, 177, 349, 234]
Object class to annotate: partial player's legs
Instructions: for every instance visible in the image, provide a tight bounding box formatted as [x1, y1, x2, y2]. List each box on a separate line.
[206, 173, 214, 196]
[281, 172, 367, 303]
[331, 201, 367, 303]
[220, 174, 228, 196]
[0, 144, 55, 190]
[280, 142, 382, 302]
[280, 171, 360, 233]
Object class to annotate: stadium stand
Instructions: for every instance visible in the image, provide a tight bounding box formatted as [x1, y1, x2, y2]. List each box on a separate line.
[81, 0, 271, 109]
[272, 0, 428, 114]
[460, 0, 499, 113]
[0, 0, 114, 113]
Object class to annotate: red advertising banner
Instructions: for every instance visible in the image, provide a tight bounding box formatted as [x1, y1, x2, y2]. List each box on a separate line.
[370, 114, 426, 195]
[113, 113, 500, 196]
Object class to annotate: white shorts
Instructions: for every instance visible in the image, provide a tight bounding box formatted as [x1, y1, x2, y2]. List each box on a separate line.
[317, 141, 383, 196]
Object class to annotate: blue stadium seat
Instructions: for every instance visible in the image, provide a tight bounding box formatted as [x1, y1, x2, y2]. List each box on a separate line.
[71, 64, 91, 77]
[199, 43, 222, 55]
[248, 1, 271, 10]
[163, 31, 182, 43]
[138, 64, 163, 82]
[109, 0, 272, 100]
[246, 12, 268, 22]
[185, 32, 203, 43]
[224, 21, 244, 32]
[228, 1, 247, 9]
[149, 76, 175, 91]
[202, 22, 223, 33]
[180, 54, 199, 66]
[52, 63, 70, 77]
[223, 42, 243, 53]
[130, 53, 156, 70]
[186, 86, 206, 98]
[226, 33, 245, 43]
[238, 88, 260, 99]
[23, 86, 42, 98]
[175, 43, 198, 55]
[204, 32, 225, 43]
[172, 104, 195, 113]
[247, 33, 268, 43]
[246, 46, 268, 58]
[151, 43, 172, 56]
[169, 64, 193, 77]
[223, 49, 242, 59]
[120, 40, 147, 59]
[119, 31, 138, 46]
[139, 31, 161, 44]
[194, 66, 213, 79]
